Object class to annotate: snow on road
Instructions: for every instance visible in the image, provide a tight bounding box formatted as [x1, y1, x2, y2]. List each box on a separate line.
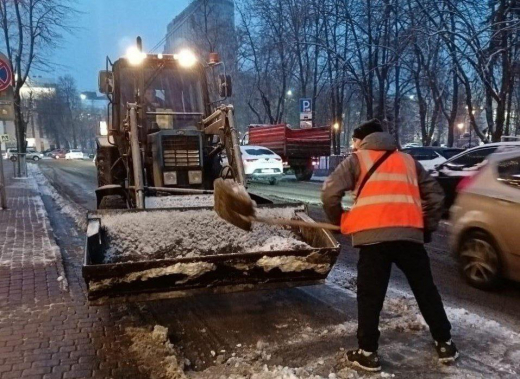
[30, 164, 87, 229]
[29, 162, 520, 378]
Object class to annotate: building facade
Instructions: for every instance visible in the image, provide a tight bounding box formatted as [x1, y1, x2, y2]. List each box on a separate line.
[164, 0, 236, 69]
[1, 76, 55, 152]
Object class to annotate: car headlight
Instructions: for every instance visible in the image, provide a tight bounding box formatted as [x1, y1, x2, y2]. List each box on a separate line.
[163, 171, 177, 185]
[188, 170, 203, 184]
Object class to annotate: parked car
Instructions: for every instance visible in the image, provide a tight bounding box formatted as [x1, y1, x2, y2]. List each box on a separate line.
[450, 149, 520, 289]
[242, 146, 284, 185]
[402, 142, 421, 148]
[5, 148, 43, 162]
[431, 142, 520, 209]
[402, 147, 464, 171]
[51, 149, 67, 159]
[65, 149, 84, 160]
[222, 146, 284, 185]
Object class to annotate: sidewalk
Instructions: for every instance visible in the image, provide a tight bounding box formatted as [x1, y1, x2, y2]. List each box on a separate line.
[0, 162, 145, 379]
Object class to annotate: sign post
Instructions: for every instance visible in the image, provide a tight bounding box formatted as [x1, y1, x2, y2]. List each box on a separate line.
[0, 128, 8, 209]
[0, 52, 13, 209]
[299, 98, 313, 129]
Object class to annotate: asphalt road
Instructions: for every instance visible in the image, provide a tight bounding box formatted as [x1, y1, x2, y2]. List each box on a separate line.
[36, 159, 520, 333]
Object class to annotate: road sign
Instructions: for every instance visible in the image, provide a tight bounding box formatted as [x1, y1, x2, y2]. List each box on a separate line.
[299, 98, 312, 113]
[0, 54, 13, 92]
[0, 134, 9, 143]
[0, 53, 14, 122]
[299, 98, 312, 127]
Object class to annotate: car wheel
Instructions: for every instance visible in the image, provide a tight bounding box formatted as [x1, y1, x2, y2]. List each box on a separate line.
[268, 178, 277, 185]
[32, 156, 40, 161]
[458, 230, 501, 290]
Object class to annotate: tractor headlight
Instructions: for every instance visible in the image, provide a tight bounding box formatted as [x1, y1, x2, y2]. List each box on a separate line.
[176, 49, 197, 68]
[188, 170, 203, 184]
[163, 171, 177, 185]
[126, 46, 146, 66]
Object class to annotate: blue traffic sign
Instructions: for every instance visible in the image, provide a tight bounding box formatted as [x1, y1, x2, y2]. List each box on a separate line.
[299, 98, 312, 113]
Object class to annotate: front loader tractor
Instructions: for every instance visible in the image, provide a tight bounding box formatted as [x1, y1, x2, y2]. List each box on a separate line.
[83, 39, 339, 303]
[95, 39, 243, 209]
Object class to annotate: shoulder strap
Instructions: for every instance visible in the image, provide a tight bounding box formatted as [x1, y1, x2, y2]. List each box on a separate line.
[356, 150, 394, 197]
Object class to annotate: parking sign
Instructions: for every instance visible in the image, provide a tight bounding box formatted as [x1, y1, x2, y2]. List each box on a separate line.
[300, 98, 312, 113]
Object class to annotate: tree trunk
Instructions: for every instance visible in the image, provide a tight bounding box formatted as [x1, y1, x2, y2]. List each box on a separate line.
[13, 89, 26, 177]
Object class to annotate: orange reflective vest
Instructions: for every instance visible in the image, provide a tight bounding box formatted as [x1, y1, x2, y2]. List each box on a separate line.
[341, 150, 424, 235]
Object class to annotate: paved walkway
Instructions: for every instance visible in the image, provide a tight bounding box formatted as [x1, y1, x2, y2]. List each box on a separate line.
[0, 162, 145, 379]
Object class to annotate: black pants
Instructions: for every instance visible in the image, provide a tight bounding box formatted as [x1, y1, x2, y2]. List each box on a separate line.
[357, 241, 452, 352]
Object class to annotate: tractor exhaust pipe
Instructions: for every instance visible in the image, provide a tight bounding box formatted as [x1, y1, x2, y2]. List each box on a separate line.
[128, 103, 145, 209]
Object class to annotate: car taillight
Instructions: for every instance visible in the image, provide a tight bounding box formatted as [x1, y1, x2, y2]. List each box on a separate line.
[245, 159, 258, 163]
[274, 158, 282, 162]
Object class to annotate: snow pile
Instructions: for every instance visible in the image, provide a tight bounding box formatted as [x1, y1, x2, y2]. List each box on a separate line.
[101, 207, 312, 263]
[257, 255, 330, 274]
[127, 325, 187, 379]
[146, 195, 214, 208]
[89, 261, 217, 292]
[126, 326, 362, 379]
[193, 354, 359, 379]
[380, 297, 427, 333]
[29, 164, 87, 229]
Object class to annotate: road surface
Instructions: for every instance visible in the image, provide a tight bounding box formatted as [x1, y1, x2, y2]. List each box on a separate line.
[35, 159, 520, 377]
[37, 159, 520, 328]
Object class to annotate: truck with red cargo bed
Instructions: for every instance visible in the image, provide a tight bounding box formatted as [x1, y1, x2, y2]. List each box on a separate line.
[247, 124, 331, 181]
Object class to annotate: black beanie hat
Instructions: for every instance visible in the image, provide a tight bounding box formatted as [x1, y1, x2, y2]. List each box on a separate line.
[352, 119, 384, 140]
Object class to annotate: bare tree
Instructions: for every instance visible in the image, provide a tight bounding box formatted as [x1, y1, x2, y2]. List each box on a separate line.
[0, 0, 75, 175]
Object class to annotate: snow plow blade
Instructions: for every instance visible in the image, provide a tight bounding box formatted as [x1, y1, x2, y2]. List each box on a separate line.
[82, 204, 340, 304]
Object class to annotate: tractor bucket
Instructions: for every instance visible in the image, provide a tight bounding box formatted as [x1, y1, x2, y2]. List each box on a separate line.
[83, 203, 340, 304]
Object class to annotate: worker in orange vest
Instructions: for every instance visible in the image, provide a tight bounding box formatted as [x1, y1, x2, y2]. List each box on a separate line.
[322, 119, 457, 372]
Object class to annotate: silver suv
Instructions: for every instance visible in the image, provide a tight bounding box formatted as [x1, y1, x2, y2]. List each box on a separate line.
[5, 148, 44, 162]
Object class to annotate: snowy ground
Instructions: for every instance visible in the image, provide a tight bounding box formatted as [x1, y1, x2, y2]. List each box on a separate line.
[124, 283, 520, 379]
[32, 161, 520, 378]
[30, 164, 88, 230]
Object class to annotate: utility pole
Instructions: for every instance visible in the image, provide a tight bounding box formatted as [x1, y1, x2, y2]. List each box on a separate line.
[0, 126, 7, 209]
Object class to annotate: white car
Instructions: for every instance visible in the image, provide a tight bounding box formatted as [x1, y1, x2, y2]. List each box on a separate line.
[402, 147, 464, 171]
[431, 141, 520, 209]
[65, 149, 84, 160]
[241, 145, 284, 185]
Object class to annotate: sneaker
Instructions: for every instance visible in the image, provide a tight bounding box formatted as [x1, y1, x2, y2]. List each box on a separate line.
[346, 349, 381, 372]
[435, 340, 459, 363]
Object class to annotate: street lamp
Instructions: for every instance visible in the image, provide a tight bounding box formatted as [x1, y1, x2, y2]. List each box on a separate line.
[80, 94, 87, 101]
[457, 123, 464, 130]
[333, 122, 340, 131]
[286, 90, 293, 97]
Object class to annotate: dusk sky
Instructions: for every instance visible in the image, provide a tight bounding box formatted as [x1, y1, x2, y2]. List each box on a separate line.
[57, 0, 192, 91]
